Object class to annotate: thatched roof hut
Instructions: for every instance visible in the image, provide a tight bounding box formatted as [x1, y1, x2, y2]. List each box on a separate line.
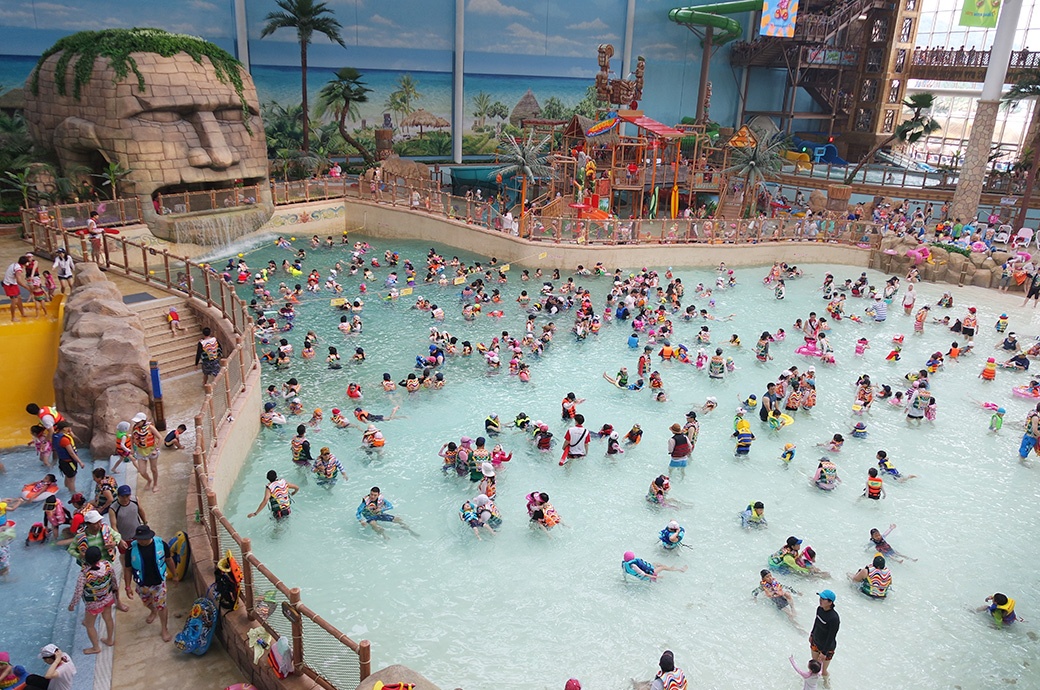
[509, 89, 541, 127]
[401, 108, 449, 138]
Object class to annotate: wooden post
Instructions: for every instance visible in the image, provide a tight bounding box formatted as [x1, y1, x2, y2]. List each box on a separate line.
[289, 587, 305, 671]
[237, 336, 246, 391]
[241, 538, 255, 618]
[204, 270, 213, 307]
[184, 260, 193, 297]
[206, 490, 219, 559]
[358, 640, 371, 680]
[162, 250, 171, 289]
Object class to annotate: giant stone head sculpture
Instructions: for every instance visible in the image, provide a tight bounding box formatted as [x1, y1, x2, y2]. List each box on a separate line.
[24, 29, 272, 244]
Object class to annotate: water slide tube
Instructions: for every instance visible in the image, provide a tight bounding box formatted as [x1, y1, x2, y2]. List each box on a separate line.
[0, 295, 64, 446]
[783, 150, 813, 171]
[668, 1, 763, 45]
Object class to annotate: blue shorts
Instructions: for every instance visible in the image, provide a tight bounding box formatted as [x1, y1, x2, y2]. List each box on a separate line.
[364, 513, 394, 523]
[669, 458, 688, 468]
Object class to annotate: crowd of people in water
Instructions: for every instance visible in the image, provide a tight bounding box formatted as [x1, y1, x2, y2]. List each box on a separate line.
[227, 235, 1031, 687]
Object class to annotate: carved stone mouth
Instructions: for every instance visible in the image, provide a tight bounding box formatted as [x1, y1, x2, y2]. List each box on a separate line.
[151, 177, 267, 200]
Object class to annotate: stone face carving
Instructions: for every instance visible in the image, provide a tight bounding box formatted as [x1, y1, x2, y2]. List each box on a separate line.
[24, 40, 272, 244]
[54, 263, 151, 458]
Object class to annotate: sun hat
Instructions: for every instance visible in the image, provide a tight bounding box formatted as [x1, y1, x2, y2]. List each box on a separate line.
[854, 422, 866, 430]
[669, 423, 682, 433]
[480, 463, 495, 477]
[83, 510, 103, 524]
[367, 424, 376, 431]
[818, 589, 836, 601]
[133, 524, 155, 540]
[460, 436, 473, 444]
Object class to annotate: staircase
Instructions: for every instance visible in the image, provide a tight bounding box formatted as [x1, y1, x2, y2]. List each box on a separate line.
[131, 296, 204, 380]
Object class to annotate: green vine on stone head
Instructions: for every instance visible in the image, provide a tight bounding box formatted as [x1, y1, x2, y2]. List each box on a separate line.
[30, 27, 253, 133]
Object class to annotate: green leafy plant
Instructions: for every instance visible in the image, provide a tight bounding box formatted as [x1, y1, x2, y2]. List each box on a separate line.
[844, 93, 940, 185]
[30, 28, 251, 131]
[316, 67, 376, 167]
[931, 242, 971, 257]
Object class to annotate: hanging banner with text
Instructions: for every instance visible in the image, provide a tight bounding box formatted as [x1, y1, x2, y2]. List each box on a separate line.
[959, 0, 1000, 28]
[760, 0, 799, 37]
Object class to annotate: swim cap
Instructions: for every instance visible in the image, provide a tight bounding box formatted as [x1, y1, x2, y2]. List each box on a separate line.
[623, 551, 635, 562]
[997, 407, 1006, 414]
[565, 679, 582, 690]
[332, 408, 340, 415]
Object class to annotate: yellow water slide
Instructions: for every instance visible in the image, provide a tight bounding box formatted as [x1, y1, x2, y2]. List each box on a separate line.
[0, 295, 64, 446]
[783, 150, 813, 171]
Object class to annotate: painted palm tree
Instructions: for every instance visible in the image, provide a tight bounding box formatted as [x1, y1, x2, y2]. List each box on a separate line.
[490, 131, 552, 217]
[1004, 72, 1040, 227]
[260, 0, 346, 153]
[722, 133, 788, 218]
[472, 91, 492, 130]
[395, 74, 422, 114]
[317, 67, 376, 167]
[844, 93, 940, 185]
[385, 91, 409, 130]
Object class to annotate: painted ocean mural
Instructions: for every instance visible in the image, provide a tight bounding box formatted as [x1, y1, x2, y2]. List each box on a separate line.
[0, 55, 591, 156]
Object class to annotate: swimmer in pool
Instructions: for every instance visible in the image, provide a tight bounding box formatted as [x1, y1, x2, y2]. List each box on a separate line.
[867, 524, 917, 563]
[875, 450, 917, 482]
[621, 551, 687, 581]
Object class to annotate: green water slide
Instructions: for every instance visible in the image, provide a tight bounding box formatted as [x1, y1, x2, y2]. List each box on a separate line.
[668, 1, 761, 45]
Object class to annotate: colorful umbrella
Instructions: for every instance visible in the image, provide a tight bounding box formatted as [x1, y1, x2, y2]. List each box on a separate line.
[586, 112, 619, 137]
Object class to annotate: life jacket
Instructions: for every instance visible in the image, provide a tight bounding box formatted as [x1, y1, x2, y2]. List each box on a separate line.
[801, 388, 817, 409]
[81, 562, 114, 603]
[818, 462, 837, 483]
[367, 432, 385, 448]
[37, 405, 64, 424]
[536, 432, 552, 450]
[73, 524, 118, 561]
[115, 431, 132, 457]
[863, 566, 891, 597]
[670, 433, 691, 458]
[745, 504, 765, 524]
[659, 526, 685, 548]
[514, 414, 530, 429]
[290, 436, 310, 463]
[200, 337, 220, 361]
[785, 390, 801, 409]
[866, 476, 884, 499]
[708, 356, 724, 376]
[561, 399, 576, 418]
[622, 557, 653, 580]
[215, 549, 242, 610]
[129, 537, 168, 583]
[94, 476, 118, 508]
[658, 669, 688, 690]
[479, 475, 496, 499]
[963, 315, 977, 330]
[993, 597, 1017, 625]
[132, 426, 155, 450]
[268, 479, 292, 516]
[354, 409, 368, 421]
[660, 345, 674, 359]
[638, 354, 651, 376]
[540, 505, 560, 527]
[54, 432, 76, 462]
[27, 522, 47, 543]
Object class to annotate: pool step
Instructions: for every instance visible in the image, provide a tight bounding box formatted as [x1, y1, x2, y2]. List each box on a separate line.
[129, 297, 205, 380]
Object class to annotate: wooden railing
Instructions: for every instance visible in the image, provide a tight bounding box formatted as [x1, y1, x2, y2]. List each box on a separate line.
[26, 218, 371, 690]
[156, 184, 262, 215]
[22, 197, 144, 235]
[909, 46, 1040, 81]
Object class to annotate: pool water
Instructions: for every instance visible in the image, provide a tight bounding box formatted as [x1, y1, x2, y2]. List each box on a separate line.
[224, 236, 1040, 689]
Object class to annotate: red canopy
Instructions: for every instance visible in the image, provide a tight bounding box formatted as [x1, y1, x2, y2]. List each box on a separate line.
[618, 114, 685, 139]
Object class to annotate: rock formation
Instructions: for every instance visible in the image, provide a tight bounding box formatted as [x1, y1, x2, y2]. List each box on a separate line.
[54, 263, 151, 458]
[23, 29, 272, 244]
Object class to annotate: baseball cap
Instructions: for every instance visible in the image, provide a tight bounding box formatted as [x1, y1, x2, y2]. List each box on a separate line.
[667, 520, 680, 530]
[818, 589, 837, 601]
[132, 412, 147, 423]
[117, 485, 132, 496]
[331, 408, 340, 415]
[83, 510, 103, 524]
[264, 402, 276, 411]
[40, 644, 59, 659]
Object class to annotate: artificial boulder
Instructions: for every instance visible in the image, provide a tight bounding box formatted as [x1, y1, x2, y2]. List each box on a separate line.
[356, 665, 441, 690]
[54, 263, 151, 457]
[808, 190, 827, 214]
[972, 268, 993, 288]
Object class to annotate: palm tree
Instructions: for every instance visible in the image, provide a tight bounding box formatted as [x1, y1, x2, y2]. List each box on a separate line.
[1004, 72, 1040, 228]
[844, 93, 940, 185]
[316, 67, 376, 167]
[394, 74, 421, 114]
[385, 91, 408, 130]
[2, 169, 35, 209]
[723, 133, 788, 218]
[260, 0, 346, 153]
[472, 91, 491, 130]
[91, 161, 133, 200]
[490, 131, 553, 217]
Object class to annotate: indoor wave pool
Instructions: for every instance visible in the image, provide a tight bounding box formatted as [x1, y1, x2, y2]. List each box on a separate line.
[221, 235, 1040, 689]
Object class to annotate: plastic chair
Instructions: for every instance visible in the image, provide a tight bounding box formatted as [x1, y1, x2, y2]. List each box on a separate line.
[995, 224, 1013, 246]
[1013, 227, 1033, 249]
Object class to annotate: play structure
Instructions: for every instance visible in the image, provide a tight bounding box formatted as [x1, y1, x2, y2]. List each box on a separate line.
[791, 136, 849, 166]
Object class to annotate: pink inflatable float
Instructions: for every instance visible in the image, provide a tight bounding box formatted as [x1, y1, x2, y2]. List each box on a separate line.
[905, 246, 931, 265]
[795, 338, 823, 357]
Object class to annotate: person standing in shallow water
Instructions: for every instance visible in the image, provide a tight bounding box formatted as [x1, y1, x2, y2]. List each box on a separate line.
[809, 589, 840, 683]
[195, 327, 222, 386]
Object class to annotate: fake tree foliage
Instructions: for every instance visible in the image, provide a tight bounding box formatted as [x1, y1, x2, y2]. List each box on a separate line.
[843, 92, 940, 185]
[723, 132, 788, 217]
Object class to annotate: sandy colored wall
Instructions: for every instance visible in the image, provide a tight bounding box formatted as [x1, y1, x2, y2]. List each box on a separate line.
[340, 200, 871, 269]
[208, 364, 262, 506]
